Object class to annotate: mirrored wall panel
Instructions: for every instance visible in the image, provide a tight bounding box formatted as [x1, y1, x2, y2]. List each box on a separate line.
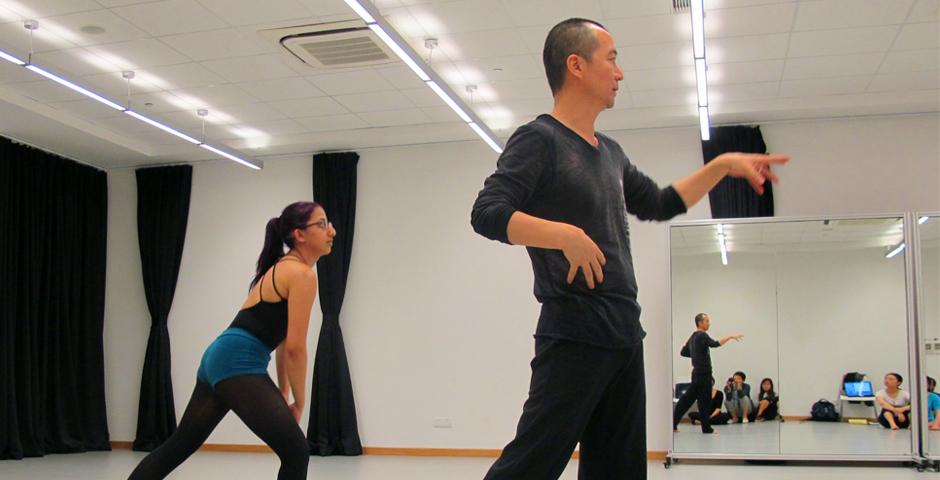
[918, 214, 939, 460]
[671, 216, 913, 459]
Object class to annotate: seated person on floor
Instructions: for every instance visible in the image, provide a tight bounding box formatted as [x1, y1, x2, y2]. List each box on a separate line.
[689, 378, 731, 426]
[724, 371, 755, 423]
[927, 376, 940, 431]
[876, 372, 911, 430]
[753, 377, 779, 422]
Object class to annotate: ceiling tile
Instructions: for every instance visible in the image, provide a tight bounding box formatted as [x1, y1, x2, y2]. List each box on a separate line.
[710, 81, 780, 102]
[168, 84, 257, 107]
[631, 88, 697, 108]
[86, 38, 191, 69]
[405, 1, 515, 35]
[879, 49, 939, 73]
[236, 77, 325, 101]
[307, 69, 396, 95]
[382, 7, 431, 38]
[230, 118, 308, 137]
[868, 70, 940, 91]
[0, 62, 42, 84]
[708, 34, 790, 63]
[788, 26, 899, 57]
[266, 96, 349, 117]
[706, 3, 797, 37]
[201, 54, 300, 83]
[44, 9, 148, 46]
[135, 62, 226, 90]
[793, 0, 914, 31]
[708, 60, 784, 85]
[604, 14, 690, 46]
[619, 42, 693, 71]
[416, 28, 530, 61]
[625, 65, 696, 91]
[96, 0, 156, 6]
[158, 28, 280, 62]
[294, 113, 367, 131]
[333, 90, 416, 112]
[783, 53, 885, 80]
[11, 80, 88, 103]
[907, 0, 940, 23]
[0, 22, 73, 55]
[111, 0, 227, 36]
[454, 55, 542, 84]
[421, 104, 461, 123]
[358, 107, 429, 127]
[212, 102, 287, 123]
[81, 70, 165, 98]
[501, 0, 604, 28]
[30, 48, 118, 77]
[375, 65, 427, 90]
[196, 0, 316, 27]
[49, 98, 126, 119]
[6, 0, 102, 17]
[778, 76, 871, 97]
[482, 77, 550, 102]
[296, 0, 354, 17]
[127, 91, 195, 112]
[400, 86, 441, 107]
[598, 0, 673, 18]
[892, 22, 940, 50]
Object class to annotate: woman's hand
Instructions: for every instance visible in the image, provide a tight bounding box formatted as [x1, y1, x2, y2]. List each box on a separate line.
[288, 402, 303, 423]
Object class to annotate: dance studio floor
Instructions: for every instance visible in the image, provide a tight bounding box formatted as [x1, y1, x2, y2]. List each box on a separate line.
[673, 420, 928, 457]
[0, 449, 931, 479]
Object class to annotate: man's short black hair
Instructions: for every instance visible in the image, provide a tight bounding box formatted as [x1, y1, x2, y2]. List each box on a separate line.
[694, 313, 708, 326]
[542, 18, 607, 95]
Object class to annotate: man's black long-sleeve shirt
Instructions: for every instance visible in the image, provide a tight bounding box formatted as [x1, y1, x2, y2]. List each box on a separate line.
[470, 114, 687, 348]
[680, 331, 721, 376]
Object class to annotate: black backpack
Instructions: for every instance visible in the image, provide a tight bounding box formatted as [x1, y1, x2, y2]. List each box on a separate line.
[810, 399, 839, 422]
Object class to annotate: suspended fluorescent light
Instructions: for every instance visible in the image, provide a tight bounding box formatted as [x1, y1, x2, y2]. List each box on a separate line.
[200, 143, 261, 170]
[341, 0, 376, 23]
[699, 106, 710, 141]
[0, 48, 24, 65]
[695, 58, 708, 107]
[886, 242, 905, 259]
[427, 80, 472, 123]
[919, 216, 929, 225]
[125, 110, 200, 144]
[691, 0, 705, 59]
[469, 122, 503, 154]
[368, 24, 430, 81]
[26, 64, 125, 111]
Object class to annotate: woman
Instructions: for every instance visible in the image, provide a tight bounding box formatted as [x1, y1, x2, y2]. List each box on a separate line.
[876, 372, 911, 430]
[129, 201, 335, 480]
[689, 378, 730, 426]
[753, 378, 779, 422]
[724, 371, 755, 423]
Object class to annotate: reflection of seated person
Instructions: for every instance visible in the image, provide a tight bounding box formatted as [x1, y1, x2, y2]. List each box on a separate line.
[753, 377, 779, 422]
[927, 376, 940, 431]
[876, 372, 911, 430]
[724, 371, 755, 423]
[689, 378, 731, 426]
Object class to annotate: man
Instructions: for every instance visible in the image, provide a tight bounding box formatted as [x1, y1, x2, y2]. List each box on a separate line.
[470, 18, 787, 479]
[673, 313, 742, 434]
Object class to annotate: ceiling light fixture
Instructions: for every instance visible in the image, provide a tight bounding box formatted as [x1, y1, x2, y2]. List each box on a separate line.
[717, 223, 728, 266]
[5, 20, 262, 169]
[918, 216, 929, 225]
[885, 242, 905, 259]
[690, 0, 710, 141]
[343, 0, 503, 153]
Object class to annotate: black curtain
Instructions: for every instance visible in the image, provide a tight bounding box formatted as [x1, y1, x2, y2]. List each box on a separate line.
[308, 152, 362, 456]
[0, 137, 110, 459]
[132, 166, 192, 451]
[702, 125, 774, 218]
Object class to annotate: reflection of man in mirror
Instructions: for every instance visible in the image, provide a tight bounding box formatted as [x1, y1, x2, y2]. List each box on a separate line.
[471, 17, 787, 480]
[672, 313, 743, 434]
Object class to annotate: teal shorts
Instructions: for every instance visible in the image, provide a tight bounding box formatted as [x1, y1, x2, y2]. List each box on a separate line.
[197, 327, 272, 388]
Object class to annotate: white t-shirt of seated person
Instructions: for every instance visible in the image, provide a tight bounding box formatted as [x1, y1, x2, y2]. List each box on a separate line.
[875, 389, 911, 412]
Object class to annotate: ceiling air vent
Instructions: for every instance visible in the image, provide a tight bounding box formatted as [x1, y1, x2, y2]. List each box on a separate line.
[261, 20, 396, 70]
[672, 0, 691, 13]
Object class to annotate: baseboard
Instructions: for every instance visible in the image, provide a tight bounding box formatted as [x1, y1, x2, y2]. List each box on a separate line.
[111, 442, 667, 460]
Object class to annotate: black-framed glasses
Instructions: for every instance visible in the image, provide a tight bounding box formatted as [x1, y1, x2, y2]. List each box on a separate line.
[305, 219, 332, 230]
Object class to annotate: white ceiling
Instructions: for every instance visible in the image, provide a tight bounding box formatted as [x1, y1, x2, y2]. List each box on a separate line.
[0, 0, 936, 168]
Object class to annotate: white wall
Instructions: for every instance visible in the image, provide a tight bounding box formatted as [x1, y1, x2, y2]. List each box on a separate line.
[104, 113, 940, 452]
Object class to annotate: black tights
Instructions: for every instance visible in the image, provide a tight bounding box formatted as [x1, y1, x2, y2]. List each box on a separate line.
[128, 375, 308, 480]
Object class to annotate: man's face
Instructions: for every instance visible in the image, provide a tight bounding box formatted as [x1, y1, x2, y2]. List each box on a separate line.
[579, 26, 624, 109]
[700, 315, 710, 330]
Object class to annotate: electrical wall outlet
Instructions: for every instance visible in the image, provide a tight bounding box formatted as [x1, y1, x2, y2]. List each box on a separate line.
[432, 417, 453, 428]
